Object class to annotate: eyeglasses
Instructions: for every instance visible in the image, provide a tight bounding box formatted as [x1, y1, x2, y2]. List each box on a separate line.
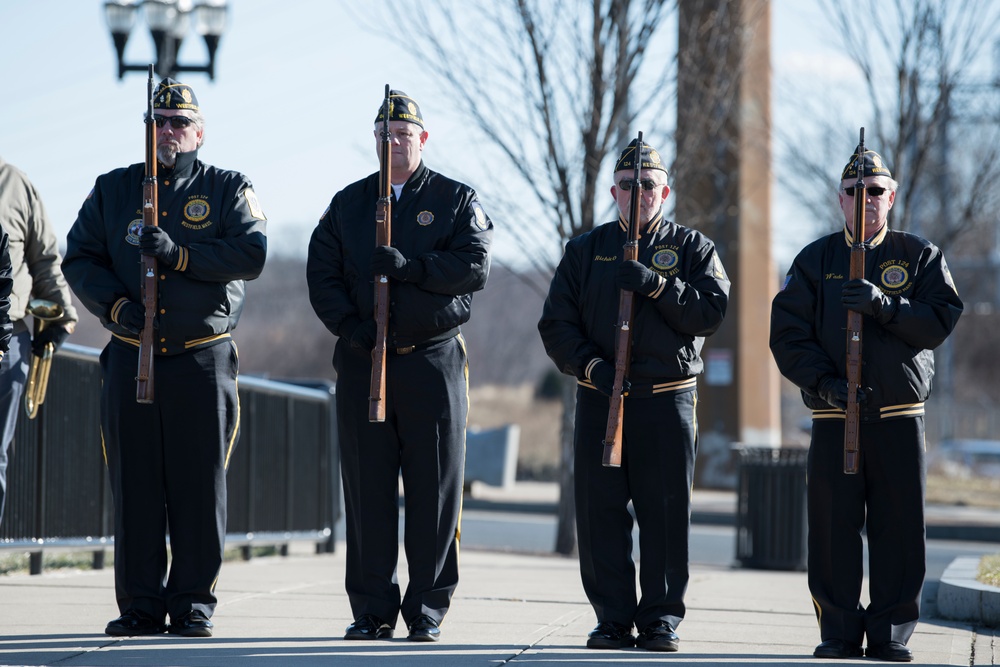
[379, 129, 419, 142]
[842, 186, 887, 197]
[617, 178, 660, 192]
[151, 115, 196, 130]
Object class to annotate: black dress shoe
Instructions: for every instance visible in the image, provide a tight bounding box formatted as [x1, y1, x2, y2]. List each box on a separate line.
[866, 641, 914, 662]
[636, 621, 679, 652]
[586, 621, 635, 649]
[105, 609, 166, 636]
[813, 638, 863, 659]
[407, 615, 441, 642]
[167, 610, 214, 637]
[345, 614, 394, 640]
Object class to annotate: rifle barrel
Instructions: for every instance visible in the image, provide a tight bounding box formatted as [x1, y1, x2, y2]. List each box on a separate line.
[843, 127, 866, 474]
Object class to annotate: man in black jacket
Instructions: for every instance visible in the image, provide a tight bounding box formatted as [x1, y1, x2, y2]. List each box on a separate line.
[307, 89, 492, 643]
[770, 145, 963, 662]
[63, 78, 267, 638]
[538, 138, 730, 652]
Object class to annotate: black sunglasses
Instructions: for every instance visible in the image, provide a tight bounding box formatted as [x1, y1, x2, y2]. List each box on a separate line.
[151, 115, 196, 129]
[617, 178, 659, 192]
[843, 186, 887, 197]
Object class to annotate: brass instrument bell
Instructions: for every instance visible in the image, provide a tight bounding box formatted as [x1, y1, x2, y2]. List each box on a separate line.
[24, 299, 64, 419]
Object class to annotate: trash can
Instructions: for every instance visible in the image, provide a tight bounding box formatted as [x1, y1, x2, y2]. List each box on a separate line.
[735, 446, 808, 571]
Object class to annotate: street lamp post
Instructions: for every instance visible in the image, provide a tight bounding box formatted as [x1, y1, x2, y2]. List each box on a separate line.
[104, 0, 228, 81]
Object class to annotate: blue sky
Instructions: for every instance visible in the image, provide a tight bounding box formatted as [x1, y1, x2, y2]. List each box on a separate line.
[0, 1, 850, 268]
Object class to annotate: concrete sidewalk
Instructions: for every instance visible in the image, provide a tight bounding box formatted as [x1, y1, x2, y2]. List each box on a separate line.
[2, 481, 998, 666]
[0, 541, 988, 666]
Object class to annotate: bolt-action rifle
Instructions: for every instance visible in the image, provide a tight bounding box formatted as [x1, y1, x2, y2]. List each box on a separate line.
[843, 127, 867, 474]
[602, 131, 644, 467]
[369, 84, 392, 422]
[136, 64, 158, 404]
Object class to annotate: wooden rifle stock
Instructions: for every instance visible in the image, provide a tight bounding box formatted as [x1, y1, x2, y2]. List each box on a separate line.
[136, 64, 157, 404]
[843, 127, 866, 474]
[602, 131, 644, 468]
[369, 84, 392, 422]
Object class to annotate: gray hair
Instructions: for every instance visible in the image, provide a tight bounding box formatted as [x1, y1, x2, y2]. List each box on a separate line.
[190, 108, 206, 148]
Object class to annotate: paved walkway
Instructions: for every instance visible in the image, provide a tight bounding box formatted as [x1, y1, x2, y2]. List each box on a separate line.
[1, 483, 998, 666]
[0, 540, 991, 666]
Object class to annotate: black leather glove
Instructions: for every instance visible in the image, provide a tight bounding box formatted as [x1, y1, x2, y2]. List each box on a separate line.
[616, 260, 663, 296]
[371, 245, 423, 282]
[589, 361, 632, 397]
[139, 225, 180, 266]
[349, 319, 377, 352]
[32, 323, 71, 356]
[842, 278, 896, 324]
[115, 302, 147, 335]
[817, 376, 866, 410]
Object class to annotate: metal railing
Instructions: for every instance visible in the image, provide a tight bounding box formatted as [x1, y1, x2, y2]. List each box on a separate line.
[0, 344, 340, 574]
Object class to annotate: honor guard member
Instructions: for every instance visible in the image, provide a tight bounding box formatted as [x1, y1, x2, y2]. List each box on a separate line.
[538, 139, 730, 652]
[63, 78, 267, 638]
[769, 146, 962, 662]
[307, 89, 492, 643]
[1, 157, 77, 527]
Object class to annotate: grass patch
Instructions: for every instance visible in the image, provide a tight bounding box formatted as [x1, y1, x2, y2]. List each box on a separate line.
[223, 545, 282, 561]
[978, 554, 1000, 588]
[926, 473, 1000, 509]
[0, 544, 285, 576]
[0, 550, 105, 576]
[0, 552, 30, 576]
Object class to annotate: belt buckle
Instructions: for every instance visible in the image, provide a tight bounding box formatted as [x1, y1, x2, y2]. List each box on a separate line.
[396, 345, 415, 355]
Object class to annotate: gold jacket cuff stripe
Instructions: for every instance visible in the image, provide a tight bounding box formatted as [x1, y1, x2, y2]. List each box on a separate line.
[584, 357, 603, 382]
[175, 246, 189, 272]
[110, 297, 130, 325]
[647, 275, 667, 299]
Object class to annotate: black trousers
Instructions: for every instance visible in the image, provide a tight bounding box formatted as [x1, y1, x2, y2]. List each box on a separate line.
[334, 335, 468, 628]
[807, 416, 925, 647]
[573, 386, 698, 632]
[101, 339, 239, 622]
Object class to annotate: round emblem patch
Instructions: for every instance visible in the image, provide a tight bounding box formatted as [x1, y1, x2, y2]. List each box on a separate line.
[417, 210, 434, 226]
[651, 249, 679, 271]
[471, 202, 488, 230]
[185, 198, 210, 222]
[881, 264, 908, 289]
[126, 219, 144, 245]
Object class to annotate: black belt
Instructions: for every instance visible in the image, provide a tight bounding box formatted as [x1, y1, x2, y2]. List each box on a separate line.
[389, 331, 458, 355]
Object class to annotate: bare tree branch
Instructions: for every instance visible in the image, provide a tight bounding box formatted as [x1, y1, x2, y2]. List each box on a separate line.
[799, 0, 1000, 249]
